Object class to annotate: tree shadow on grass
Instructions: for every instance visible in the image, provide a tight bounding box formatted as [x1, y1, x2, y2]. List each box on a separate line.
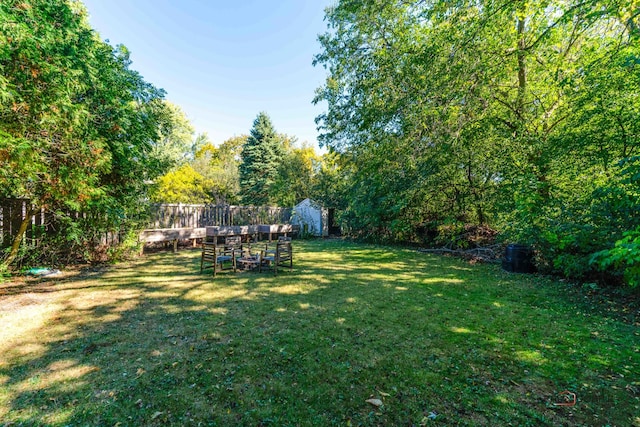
[0, 240, 638, 426]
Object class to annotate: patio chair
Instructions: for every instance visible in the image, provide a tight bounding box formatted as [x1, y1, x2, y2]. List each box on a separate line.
[200, 236, 239, 277]
[261, 239, 293, 276]
[224, 236, 243, 252]
[261, 236, 291, 259]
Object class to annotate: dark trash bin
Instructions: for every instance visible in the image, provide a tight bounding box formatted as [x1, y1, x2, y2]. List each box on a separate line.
[502, 244, 535, 273]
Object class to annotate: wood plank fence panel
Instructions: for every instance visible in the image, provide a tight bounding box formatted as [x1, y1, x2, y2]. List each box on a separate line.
[0, 199, 119, 249]
[1, 199, 29, 248]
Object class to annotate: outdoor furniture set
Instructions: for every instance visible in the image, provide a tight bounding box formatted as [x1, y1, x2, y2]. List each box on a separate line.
[200, 235, 293, 277]
[138, 224, 298, 255]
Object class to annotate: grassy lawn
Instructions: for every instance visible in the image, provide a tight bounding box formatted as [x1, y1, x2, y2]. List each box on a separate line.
[0, 239, 638, 426]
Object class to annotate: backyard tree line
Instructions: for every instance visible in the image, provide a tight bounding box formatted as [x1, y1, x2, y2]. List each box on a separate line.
[2, 0, 639, 287]
[313, 0, 640, 286]
[148, 112, 335, 209]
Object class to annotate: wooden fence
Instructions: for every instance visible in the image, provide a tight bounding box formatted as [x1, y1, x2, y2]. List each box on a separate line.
[0, 199, 48, 248]
[0, 200, 293, 248]
[146, 204, 292, 229]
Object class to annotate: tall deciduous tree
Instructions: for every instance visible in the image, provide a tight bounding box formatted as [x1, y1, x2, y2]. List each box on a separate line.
[151, 133, 246, 204]
[204, 135, 244, 204]
[151, 163, 208, 204]
[193, 134, 244, 204]
[239, 112, 284, 205]
[151, 101, 195, 172]
[272, 142, 322, 207]
[314, 0, 640, 283]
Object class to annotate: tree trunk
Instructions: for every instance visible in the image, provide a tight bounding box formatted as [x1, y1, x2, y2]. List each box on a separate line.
[4, 207, 35, 269]
[516, 13, 527, 119]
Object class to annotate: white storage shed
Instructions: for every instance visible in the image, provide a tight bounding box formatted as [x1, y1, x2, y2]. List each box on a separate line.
[291, 198, 328, 237]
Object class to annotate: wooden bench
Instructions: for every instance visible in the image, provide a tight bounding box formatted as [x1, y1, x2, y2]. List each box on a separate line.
[139, 227, 206, 254]
[206, 225, 259, 242]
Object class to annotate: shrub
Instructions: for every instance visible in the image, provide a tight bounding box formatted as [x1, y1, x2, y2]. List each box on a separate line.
[591, 228, 640, 288]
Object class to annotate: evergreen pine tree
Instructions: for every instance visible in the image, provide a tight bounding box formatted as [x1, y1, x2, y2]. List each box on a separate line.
[239, 112, 284, 205]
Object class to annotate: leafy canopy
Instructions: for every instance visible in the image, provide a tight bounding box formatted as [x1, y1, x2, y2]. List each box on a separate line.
[0, 0, 179, 265]
[314, 0, 640, 285]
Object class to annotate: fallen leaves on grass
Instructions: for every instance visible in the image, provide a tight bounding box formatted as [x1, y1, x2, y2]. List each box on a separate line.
[365, 398, 383, 407]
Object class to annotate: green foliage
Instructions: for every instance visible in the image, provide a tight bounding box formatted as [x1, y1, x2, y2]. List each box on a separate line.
[150, 164, 210, 203]
[150, 101, 195, 172]
[106, 229, 142, 263]
[586, 157, 640, 286]
[239, 112, 286, 205]
[152, 133, 245, 204]
[0, 0, 173, 265]
[151, 121, 326, 207]
[271, 143, 321, 207]
[507, 156, 640, 284]
[591, 228, 640, 288]
[314, 0, 640, 285]
[1, 0, 113, 205]
[151, 116, 326, 207]
[2, 204, 149, 268]
[196, 135, 244, 204]
[0, 257, 10, 282]
[310, 151, 349, 210]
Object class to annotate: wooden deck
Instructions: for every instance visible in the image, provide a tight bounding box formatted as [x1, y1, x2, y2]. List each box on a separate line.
[139, 224, 299, 254]
[138, 227, 206, 253]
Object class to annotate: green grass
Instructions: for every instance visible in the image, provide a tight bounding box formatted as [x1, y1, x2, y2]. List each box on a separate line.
[0, 239, 638, 426]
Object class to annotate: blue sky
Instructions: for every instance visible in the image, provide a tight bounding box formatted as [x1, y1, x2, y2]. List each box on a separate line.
[81, 0, 332, 149]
